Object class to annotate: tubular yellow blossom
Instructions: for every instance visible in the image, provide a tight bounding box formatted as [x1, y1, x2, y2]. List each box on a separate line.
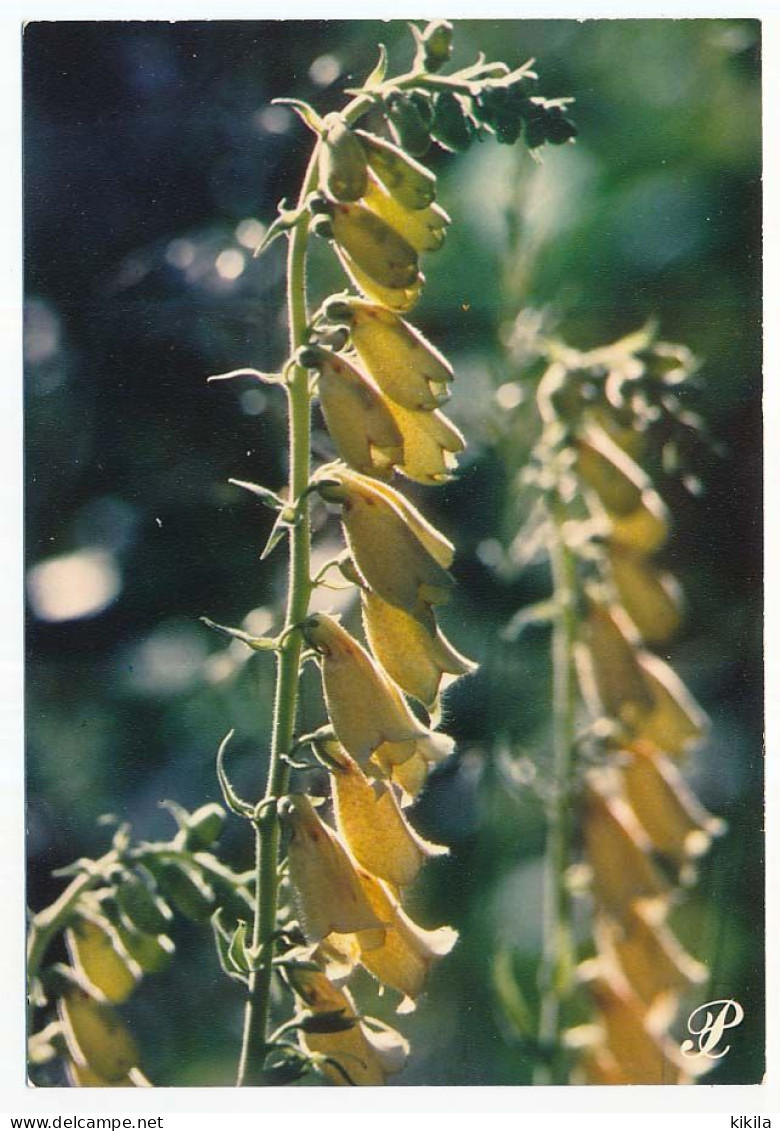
[65, 914, 139, 1005]
[319, 115, 369, 203]
[363, 172, 449, 253]
[328, 201, 419, 290]
[324, 296, 453, 410]
[577, 425, 650, 515]
[355, 129, 437, 210]
[333, 868, 458, 1003]
[288, 966, 409, 1085]
[302, 614, 454, 776]
[58, 986, 140, 1084]
[310, 348, 403, 477]
[360, 585, 476, 708]
[608, 488, 670, 555]
[630, 653, 709, 758]
[334, 246, 424, 312]
[608, 543, 683, 645]
[285, 793, 387, 944]
[319, 740, 448, 887]
[577, 602, 654, 726]
[316, 468, 454, 623]
[384, 398, 465, 484]
[594, 904, 707, 1009]
[582, 783, 670, 919]
[619, 747, 725, 863]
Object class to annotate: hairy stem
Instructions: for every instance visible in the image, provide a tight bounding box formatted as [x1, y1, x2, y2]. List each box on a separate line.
[535, 502, 577, 1084]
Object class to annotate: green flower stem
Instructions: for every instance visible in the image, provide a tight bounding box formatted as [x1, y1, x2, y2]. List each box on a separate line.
[535, 501, 577, 1085]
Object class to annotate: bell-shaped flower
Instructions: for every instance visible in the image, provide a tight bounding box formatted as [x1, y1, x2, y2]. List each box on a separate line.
[355, 128, 437, 210]
[608, 542, 683, 645]
[360, 584, 476, 709]
[594, 903, 707, 1010]
[608, 487, 670, 555]
[318, 114, 368, 203]
[323, 296, 453, 410]
[384, 398, 465, 485]
[629, 653, 709, 758]
[285, 793, 386, 945]
[577, 424, 651, 516]
[315, 467, 454, 623]
[287, 965, 409, 1086]
[302, 614, 454, 780]
[619, 748, 725, 864]
[583, 779, 669, 920]
[66, 913, 139, 1004]
[363, 171, 449, 253]
[327, 200, 419, 291]
[58, 981, 140, 1084]
[317, 738, 448, 887]
[332, 868, 458, 1005]
[576, 602, 653, 728]
[333, 246, 424, 313]
[304, 345, 403, 478]
[577, 959, 700, 1084]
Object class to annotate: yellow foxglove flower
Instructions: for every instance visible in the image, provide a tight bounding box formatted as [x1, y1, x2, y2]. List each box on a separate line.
[630, 653, 709, 758]
[583, 782, 669, 919]
[320, 739, 448, 887]
[334, 245, 424, 312]
[328, 201, 419, 290]
[288, 966, 409, 1086]
[619, 748, 725, 863]
[361, 586, 476, 709]
[324, 296, 453, 410]
[335, 868, 457, 1003]
[577, 961, 696, 1084]
[65, 914, 139, 1004]
[577, 602, 653, 727]
[355, 129, 437, 210]
[608, 543, 683, 645]
[316, 467, 454, 623]
[58, 986, 140, 1084]
[577, 425, 651, 516]
[302, 614, 454, 776]
[308, 347, 403, 477]
[384, 398, 465, 485]
[608, 488, 670, 555]
[319, 115, 368, 203]
[594, 904, 707, 1009]
[285, 793, 386, 944]
[363, 171, 449, 253]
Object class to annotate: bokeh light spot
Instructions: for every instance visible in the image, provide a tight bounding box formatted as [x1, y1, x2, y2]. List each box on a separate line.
[27, 549, 121, 622]
[215, 249, 246, 281]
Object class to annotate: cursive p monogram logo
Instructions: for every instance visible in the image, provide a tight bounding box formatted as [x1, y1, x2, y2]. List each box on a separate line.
[681, 999, 745, 1060]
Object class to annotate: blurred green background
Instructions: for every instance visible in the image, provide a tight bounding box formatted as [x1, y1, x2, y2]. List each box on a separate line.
[24, 19, 762, 1086]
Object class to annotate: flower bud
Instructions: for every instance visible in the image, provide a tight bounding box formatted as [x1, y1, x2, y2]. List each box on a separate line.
[114, 921, 176, 975]
[319, 115, 368, 202]
[619, 748, 725, 863]
[583, 783, 669, 920]
[594, 905, 707, 1009]
[145, 858, 215, 923]
[308, 346, 403, 477]
[184, 803, 227, 850]
[355, 129, 437, 210]
[285, 793, 386, 944]
[58, 985, 140, 1084]
[329, 201, 419, 290]
[65, 914, 139, 1004]
[608, 544, 683, 645]
[322, 741, 448, 887]
[302, 614, 454, 777]
[386, 93, 432, 157]
[361, 587, 476, 708]
[315, 468, 454, 623]
[420, 19, 454, 71]
[430, 92, 474, 152]
[364, 172, 449, 253]
[115, 871, 173, 936]
[324, 297, 453, 411]
[577, 426, 650, 516]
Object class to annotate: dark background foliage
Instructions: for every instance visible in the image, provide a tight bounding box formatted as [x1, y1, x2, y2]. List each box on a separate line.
[25, 19, 762, 1086]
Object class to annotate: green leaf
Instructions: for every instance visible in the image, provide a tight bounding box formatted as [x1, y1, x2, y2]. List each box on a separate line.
[207, 367, 284, 386]
[226, 479, 285, 511]
[227, 920, 252, 974]
[215, 731, 255, 819]
[210, 910, 249, 985]
[363, 44, 388, 90]
[492, 950, 534, 1038]
[259, 508, 294, 561]
[200, 616, 278, 652]
[252, 200, 308, 259]
[272, 98, 325, 134]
